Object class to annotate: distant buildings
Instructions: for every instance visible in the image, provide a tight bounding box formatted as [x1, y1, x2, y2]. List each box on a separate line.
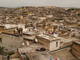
[0, 7, 79, 60]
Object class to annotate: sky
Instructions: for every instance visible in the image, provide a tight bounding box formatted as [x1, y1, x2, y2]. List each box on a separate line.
[0, 0, 80, 8]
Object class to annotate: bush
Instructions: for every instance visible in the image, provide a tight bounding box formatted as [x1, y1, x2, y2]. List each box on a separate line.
[0, 46, 4, 54]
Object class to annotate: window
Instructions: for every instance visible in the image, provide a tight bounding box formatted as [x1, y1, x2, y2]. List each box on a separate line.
[56, 41, 58, 47]
[0, 38, 2, 43]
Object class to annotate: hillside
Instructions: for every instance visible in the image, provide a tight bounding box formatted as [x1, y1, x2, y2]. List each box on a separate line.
[0, 7, 79, 26]
[0, 7, 80, 39]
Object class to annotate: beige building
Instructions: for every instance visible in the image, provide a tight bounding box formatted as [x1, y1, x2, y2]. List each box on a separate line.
[0, 32, 23, 50]
[0, 55, 2, 60]
[71, 40, 80, 60]
[36, 34, 61, 51]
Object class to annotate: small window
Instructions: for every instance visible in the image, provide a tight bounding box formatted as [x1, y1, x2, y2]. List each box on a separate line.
[0, 38, 2, 43]
[56, 42, 58, 47]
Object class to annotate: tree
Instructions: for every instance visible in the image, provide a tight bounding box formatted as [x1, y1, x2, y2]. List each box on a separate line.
[0, 46, 4, 55]
[6, 51, 14, 60]
[0, 46, 14, 60]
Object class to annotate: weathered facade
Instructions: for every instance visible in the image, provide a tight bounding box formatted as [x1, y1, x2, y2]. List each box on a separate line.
[71, 41, 80, 60]
[0, 55, 2, 60]
[36, 34, 61, 51]
[0, 32, 23, 51]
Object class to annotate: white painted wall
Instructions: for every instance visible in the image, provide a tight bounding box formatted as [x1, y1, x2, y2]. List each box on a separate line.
[50, 40, 60, 51]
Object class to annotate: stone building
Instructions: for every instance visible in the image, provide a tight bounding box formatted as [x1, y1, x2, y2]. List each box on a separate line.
[36, 34, 61, 51]
[0, 32, 23, 51]
[71, 40, 80, 60]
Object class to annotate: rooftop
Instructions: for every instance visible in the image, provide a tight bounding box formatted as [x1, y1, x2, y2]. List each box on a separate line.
[37, 34, 60, 41]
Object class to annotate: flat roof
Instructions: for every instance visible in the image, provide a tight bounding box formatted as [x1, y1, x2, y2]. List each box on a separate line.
[1, 32, 20, 37]
[73, 40, 80, 45]
[37, 34, 60, 41]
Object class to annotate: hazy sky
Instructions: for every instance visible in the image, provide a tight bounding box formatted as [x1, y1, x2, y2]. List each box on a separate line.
[0, 0, 80, 8]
